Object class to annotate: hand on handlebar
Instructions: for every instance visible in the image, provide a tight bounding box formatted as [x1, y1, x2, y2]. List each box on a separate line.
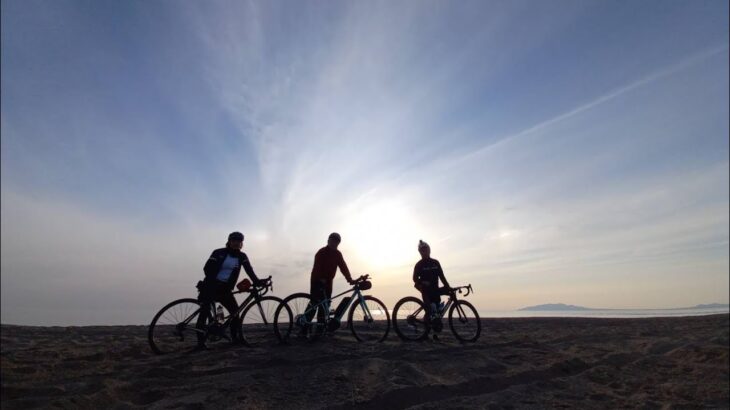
[349, 274, 369, 285]
[254, 276, 272, 288]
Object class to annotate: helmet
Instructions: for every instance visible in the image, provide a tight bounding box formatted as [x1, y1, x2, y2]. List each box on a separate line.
[358, 280, 372, 291]
[418, 240, 429, 250]
[328, 232, 341, 243]
[228, 231, 244, 242]
[236, 278, 252, 292]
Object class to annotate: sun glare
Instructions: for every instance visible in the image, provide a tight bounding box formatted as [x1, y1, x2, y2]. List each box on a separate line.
[342, 199, 421, 271]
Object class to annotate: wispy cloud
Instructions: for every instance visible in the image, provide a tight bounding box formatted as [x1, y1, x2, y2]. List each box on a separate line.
[1, 0, 727, 324]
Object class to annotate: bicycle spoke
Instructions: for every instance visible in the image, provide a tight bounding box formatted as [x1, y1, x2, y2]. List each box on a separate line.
[393, 298, 429, 341]
[148, 299, 203, 354]
[448, 300, 481, 342]
[349, 296, 390, 343]
[240, 297, 282, 347]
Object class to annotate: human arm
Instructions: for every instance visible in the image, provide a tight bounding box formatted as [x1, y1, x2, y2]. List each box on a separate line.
[338, 252, 354, 284]
[413, 263, 424, 290]
[240, 253, 262, 284]
[436, 260, 451, 290]
[203, 250, 220, 279]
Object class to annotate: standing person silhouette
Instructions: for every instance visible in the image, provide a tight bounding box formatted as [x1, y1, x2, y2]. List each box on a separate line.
[413, 240, 452, 340]
[195, 231, 263, 350]
[305, 232, 355, 331]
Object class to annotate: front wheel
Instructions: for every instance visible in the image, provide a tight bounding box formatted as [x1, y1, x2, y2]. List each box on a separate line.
[448, 300, 481, 342]
[348, 295, 390, 342]
[148, 298, 204, 354]
[274, 293, 325, 344]
[239, 296, 284, 347]
[392, 296, 429, 341]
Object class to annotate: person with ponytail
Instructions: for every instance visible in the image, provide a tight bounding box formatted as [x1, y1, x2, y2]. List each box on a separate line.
[413, 240, 452, 340]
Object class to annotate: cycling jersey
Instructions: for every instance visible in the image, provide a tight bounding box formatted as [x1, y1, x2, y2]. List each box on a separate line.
[413, 258, 449, 292]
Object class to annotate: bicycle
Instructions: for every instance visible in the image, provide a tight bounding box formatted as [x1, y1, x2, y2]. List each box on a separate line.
[392, 284, 481, 342]
[273, 275, 390, 344]
[148, 276, 281, 354]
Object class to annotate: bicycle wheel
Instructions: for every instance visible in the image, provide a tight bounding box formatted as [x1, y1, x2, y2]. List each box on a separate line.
[148, 298, 204, 354]
[274, 293, 326, 344]
[348, 295, 390, 342]
[392, 296, 429, 341]
[239, 296, 283, 347]
[448, 300, 481, 342]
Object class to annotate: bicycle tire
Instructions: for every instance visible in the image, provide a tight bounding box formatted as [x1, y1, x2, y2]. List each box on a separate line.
[348, 295, 390, 342]
[274, 293, 326, 344]
[239, 296, 284, 347]
[392, 296, 429, 341]
[448, 300, 481, 342]
[148, 298, 204, 355]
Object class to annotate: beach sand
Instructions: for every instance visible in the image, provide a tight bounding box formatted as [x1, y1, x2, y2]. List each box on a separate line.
[1, 314, 728, 409]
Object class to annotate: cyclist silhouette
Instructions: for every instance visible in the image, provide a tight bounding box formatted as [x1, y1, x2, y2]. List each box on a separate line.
[195, 231, 264, 349]
[413, 240, 452, 339]
[305, 232, 355, 327]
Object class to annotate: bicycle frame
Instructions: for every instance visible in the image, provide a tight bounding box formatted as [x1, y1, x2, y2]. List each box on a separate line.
[412, 285, 473, 321]
[178, 279, 273, 336]
[299, 285, 374, 331]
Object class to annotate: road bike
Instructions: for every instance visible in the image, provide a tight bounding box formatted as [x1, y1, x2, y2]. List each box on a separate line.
[148, 276, 281, 354]
[273, 275, 390, 343]
[392, 284, 481, 342]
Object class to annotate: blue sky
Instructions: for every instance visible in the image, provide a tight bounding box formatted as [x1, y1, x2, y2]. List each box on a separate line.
[1, 0, 728, 325]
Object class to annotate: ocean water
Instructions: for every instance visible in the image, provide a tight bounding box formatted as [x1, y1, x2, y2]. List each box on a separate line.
[478, 307, 730, 319]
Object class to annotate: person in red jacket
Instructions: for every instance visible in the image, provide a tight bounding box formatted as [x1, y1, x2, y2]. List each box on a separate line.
[305, 232, 355, 327]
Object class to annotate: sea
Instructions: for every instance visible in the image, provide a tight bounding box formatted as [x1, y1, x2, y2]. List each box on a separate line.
[478, 307, 730, 319]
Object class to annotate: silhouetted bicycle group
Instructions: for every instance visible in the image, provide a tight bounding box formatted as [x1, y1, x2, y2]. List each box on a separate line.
[149, 274, 480, 354]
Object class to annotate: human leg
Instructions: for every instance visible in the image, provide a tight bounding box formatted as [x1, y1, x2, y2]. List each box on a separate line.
[217, 290, 240, 342]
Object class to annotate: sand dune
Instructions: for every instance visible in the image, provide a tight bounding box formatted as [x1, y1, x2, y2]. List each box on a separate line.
[1, 314, 728, 409]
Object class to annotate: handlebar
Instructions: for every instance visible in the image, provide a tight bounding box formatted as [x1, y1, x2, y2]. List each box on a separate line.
[350, 274, 371, 290]
[233, 275, 273, 296]
[354, 274, 370, 283]
[452, 284, 473, 297]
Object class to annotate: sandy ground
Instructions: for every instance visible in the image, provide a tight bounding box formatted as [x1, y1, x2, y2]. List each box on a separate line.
[1, 314, 728, 409]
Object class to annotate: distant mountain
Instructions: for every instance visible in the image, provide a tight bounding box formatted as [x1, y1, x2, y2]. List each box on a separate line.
[687, 303, 729, 309]
[518, 303, 593, 311]
[517, 303, 730, 311]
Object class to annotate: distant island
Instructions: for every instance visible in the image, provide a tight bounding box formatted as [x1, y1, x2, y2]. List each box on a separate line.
[518, 303, 729, 311]
[688, 303, 730, 309]
[518, 303, 593, 311]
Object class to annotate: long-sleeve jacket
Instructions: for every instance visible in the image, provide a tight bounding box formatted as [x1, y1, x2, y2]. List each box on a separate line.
[203, 248, 260, 291]
[413, 258, 450, 293]
[311, 246, 353, 284]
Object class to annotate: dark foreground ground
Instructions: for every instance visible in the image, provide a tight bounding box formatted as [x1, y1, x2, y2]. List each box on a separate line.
[1, 314, 728, 409]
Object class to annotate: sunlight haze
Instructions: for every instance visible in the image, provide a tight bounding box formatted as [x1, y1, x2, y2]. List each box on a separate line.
[1, 0, 728, 325]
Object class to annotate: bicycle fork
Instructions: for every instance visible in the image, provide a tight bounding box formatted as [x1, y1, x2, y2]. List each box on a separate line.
[355, 291, 374, 323]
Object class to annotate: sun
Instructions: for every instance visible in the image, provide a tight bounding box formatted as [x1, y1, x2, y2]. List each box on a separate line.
[341, 199, 421, 271]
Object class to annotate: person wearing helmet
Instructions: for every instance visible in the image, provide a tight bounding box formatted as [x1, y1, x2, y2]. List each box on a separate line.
[413, 240, 452, 339]
[195, 231, 263, 349]
[305, 232, 355, 327]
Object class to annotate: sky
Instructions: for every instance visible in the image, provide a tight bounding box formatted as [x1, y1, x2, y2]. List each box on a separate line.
[1, 0, 728, 325]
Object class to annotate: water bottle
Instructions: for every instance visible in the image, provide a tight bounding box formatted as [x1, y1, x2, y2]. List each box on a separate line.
[438, 301, 445, 313]
[215, 305, 224, 323]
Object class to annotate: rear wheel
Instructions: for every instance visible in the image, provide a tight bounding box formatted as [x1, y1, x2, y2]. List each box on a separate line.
[239, 296, 284, 347]
[392, 297, 429, 341]
[348, 295, 390, 342]
[448, 300, 481, 342]
[148, 298, 204, 354]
